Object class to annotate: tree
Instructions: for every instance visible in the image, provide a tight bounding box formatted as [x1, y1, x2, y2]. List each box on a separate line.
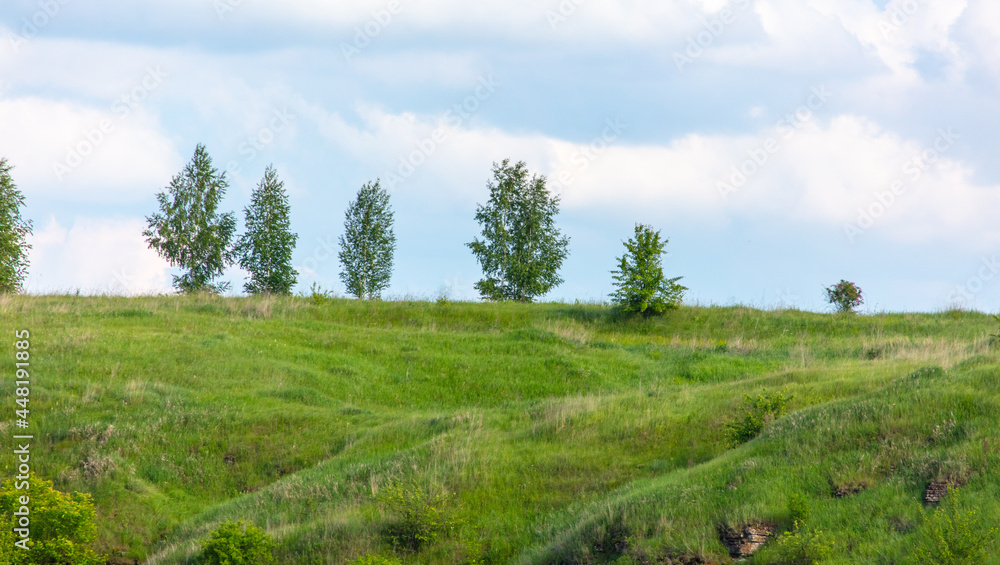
[0, 158, 32, 294]
[234, 165, 298, 295]
[609, 224, 686, 316]
[467, 159, 570, 302]
[338, 180, 396, 300]
[825, 280, 863, 313]
[143, 144, 237, 293]
[0, 475, 105, 565]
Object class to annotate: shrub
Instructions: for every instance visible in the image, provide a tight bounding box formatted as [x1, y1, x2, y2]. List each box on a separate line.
[0, 475, 104, 565]
[305, 282, 335, 306]
[724, 391, 792, 447]
[765, 522, 833, 565]
[825, 280, 863, 313]
[351, 555, 403, 565]
[910, 489, 998, 565]
[787, 493, 811, 524]
[377, 482, 455, 552]
[199, 521, 276, 565]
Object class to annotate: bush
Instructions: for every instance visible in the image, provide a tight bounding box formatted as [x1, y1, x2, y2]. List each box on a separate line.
[787, 493, 811, 524]
[377, 482, 455, 552]
[199, 521, 276, 565]
[305, 282, 335, 306]
[0, 475, 104, 565]
[351, 555, 403, 565]
[910, 489, 998, 565]
[825, 280, 863, 313]
[724, 391, 792, 447]
[764, 522, 833, 564]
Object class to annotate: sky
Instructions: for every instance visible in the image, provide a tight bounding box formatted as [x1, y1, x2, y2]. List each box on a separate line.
[1, 0, 998, 312]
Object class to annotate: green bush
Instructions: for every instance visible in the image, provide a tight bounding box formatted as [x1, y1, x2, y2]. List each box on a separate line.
[377, 482, 455, 552]
[304, 282, 336, 306]
[787, 493, 811, 524]
[199, 521, 275, 565]
[0, 475, 104, 565]
[351, 555, 403, 565]
[910, 490, 998, 565]
[764, 522, 833, 564]
[723, 391, 792, 447]
[825, 280, 863, 313]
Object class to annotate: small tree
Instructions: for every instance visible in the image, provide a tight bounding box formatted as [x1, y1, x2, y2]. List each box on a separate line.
[144, 144, 236, 293]
[0, 475, 105, 565]
[234, 165, 298, 295]
[467, 159, 570, 302]
[609, 224, 685, 316]
[0, 158, 32, 294]
[826, 280, 863, 313]
[338, 180, 396, 300]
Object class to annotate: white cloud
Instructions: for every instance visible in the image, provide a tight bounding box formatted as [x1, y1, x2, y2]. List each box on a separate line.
[962, 0, 1000, 79]
[26, 217, 172, 295]
[310, 102, 1000, 248]
[0, 96, 180, 203]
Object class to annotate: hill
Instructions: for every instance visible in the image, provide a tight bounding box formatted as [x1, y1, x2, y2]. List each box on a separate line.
[3, 294, 999, 564]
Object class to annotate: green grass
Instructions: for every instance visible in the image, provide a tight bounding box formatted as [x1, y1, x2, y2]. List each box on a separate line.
[3, 294, 999, 564]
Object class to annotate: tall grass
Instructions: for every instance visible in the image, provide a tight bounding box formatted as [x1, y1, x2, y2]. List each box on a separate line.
[1, 294, 997, 563]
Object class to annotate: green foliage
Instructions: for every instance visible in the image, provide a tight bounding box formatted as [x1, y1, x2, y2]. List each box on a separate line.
[787, 493, 811, 524]
[467, 159, 570, 302]
[339, 180, 396, 300]
[723, 391, 792, 447]
[234, 165, 298, 295]
[910, 490, 998, 565]
[0, 158, 32, 294]
[0, 475, 104, 565]
[199, 521, 275, 565]
[144, 144, 237, 294]
[350, 555, 403, 565]
[825, 280, 864, 313]
[305, 282, 335, 305]
[609, 224, 685, 316]
[765, 521, 833, 565]
[377, 482, 454, 552]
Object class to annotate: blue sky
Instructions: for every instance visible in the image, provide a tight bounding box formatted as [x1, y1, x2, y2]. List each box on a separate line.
[1, 0, 998, 312]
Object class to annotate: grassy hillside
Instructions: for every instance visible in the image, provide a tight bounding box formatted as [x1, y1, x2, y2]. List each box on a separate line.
[2, 294, 999, 564]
